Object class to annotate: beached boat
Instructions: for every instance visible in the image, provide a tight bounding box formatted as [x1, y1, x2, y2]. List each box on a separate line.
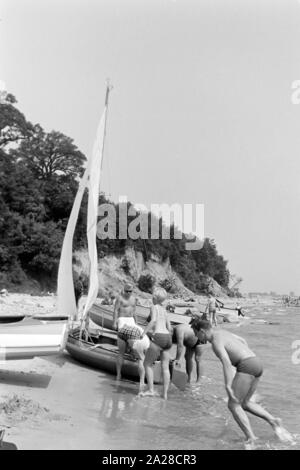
[58, 85, 190, 382]
[180, 306, 249, 323]
[88, 301, 191, 330]
[216, 307, 250, 323]
[32, 314, 69, 321]
[66, 326, 165, 383]
[0, 315, 25, 324]
[0, 318, 68, 360]
[88, 301, 149, 329]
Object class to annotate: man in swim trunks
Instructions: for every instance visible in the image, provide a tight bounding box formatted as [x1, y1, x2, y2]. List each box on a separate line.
[113, 283, 137, 331]
[204, 294, 220, 326]
[173, 322, 204, 384]
[116, 324, 150, 392]
[191, 318, 293, 449]
[140, 288, 173, 399]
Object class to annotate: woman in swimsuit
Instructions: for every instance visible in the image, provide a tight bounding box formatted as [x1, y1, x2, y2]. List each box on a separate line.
[140, 287, 172, 399]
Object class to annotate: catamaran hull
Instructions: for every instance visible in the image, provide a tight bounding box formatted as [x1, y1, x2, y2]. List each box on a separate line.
[0, 319, 69, 361]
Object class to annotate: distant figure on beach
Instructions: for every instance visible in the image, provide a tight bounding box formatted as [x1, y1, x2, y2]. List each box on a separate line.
[112, 283, 137, 331]
[140, 288, 172, 400]
[236, 303, 245, 317]
[173, 322, 205, 384]
[204, 294, 220, 326]
[191, 318, 294, 450]
[116, 324, 150, 392]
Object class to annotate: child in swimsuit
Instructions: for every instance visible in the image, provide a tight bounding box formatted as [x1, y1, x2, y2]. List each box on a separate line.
[140, 287, 172, 399]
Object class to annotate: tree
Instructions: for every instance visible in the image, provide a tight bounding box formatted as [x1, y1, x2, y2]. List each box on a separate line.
[0, 93, 34, 149]
[0, 151, 45, 220]
[13, 125, 86, 180]
[192, 238, 230, 288]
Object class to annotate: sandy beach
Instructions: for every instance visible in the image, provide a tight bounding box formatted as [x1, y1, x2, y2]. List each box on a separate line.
[1, 353, 128, 450]
[0, 293, 242, 449]
[1, 294, 299, 450]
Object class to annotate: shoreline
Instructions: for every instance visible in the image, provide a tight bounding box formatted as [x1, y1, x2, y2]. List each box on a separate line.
[1, 293, 294, 450]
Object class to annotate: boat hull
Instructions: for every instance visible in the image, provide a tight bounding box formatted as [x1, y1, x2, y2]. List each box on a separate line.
[0, 315, 26, 324]
[66, 327, 165, 383]
[0, 318, 69, 360]
[89, 301, 191, 330]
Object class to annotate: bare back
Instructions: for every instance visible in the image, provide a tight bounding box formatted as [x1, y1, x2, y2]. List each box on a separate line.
[151, 304, 170, 334]
[175, 324, 198, 349]
[212, 330, 255, 366]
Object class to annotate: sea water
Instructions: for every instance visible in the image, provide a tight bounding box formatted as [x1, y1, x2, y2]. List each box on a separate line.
[94, 305, 300, 450]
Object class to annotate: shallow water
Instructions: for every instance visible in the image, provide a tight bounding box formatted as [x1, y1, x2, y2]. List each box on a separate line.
[93, 305, 300, 450]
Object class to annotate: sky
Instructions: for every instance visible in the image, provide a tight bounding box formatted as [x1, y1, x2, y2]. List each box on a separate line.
[1, 0, 300, 294]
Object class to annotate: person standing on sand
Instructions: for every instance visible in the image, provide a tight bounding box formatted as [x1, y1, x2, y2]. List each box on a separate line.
[112, 283, 137, 331]
[173, 322, 205, 384]
[204, 294, 220, 326]
[191, 318, 294, 450]
[140, 288, 172, 400]
[116, 324, 150, 391]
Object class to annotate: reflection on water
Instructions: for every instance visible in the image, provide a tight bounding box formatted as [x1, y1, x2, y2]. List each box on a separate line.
[94, 306, 300, 450]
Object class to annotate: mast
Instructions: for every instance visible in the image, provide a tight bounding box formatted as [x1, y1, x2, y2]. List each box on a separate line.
[101, 80, 113, 172]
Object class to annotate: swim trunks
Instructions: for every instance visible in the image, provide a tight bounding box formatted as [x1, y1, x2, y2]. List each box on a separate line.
[151, 332, 172, 350]
[117, 325, 143, 342]
[117, 316, 136, 330]
[235, 356, 263, 378]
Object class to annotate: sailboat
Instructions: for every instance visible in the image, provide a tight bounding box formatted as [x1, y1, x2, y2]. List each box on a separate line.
[57, 85, 169, 383]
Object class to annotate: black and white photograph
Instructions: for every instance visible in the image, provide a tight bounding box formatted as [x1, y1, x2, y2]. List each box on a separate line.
[0, 0, 299, 452]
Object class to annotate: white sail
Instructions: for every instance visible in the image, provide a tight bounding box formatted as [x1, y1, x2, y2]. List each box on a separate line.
[57, 165, 90, 318]
[57, 91, 109, 319]
[82, 107, 108, 318]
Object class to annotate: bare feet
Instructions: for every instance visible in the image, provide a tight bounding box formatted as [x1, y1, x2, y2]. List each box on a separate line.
[273, 419, 295, 444]
[139, 390, 160, 397]
[244, 438, 257, 450]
